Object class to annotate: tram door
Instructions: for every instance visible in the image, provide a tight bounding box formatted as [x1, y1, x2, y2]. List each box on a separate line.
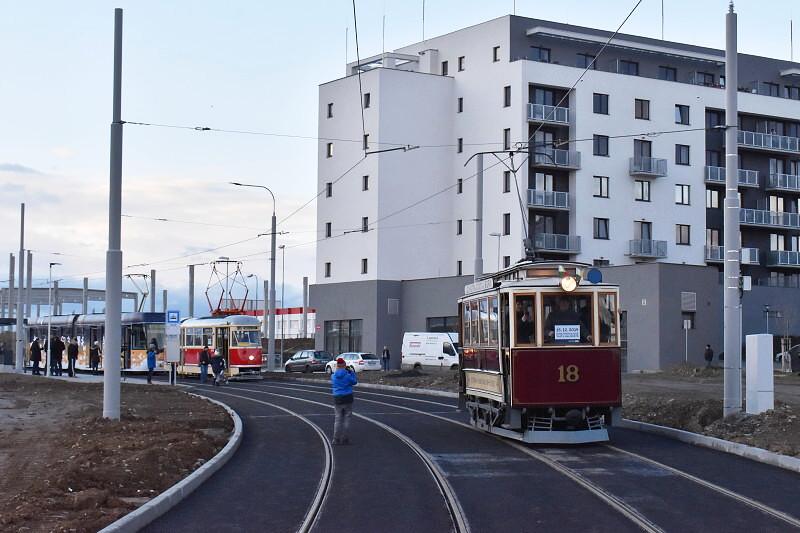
[122, 326, 132, 369]
[215, 327, 229, 365]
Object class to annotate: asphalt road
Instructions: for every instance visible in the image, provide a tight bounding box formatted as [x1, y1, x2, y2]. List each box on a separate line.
[144, 378, 800, 533]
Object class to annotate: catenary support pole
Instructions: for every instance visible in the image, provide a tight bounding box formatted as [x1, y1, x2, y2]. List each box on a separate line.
[473, 153, 484, 281]
[82, 277, 89, 314]
[7, 254, 14, 327]
[268, 213, 277, 370]
[53, 280, 59, 315]
[302, 276, 308, 338]
[188, 264, 195, 317]
[149, 269, 156, 313]
[104, 7, 124, 420]
[15, 203, 25, 371]
[263, 280, 269, 341]
[723, 2, 742, 418]
[162, 289, 168, 313]
[25, 251, 32, 319]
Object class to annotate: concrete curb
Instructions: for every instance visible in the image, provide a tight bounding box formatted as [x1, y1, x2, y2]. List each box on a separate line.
[289, 377, 459, 398]
[98, 393, 243, 533]
[619, 418, 800, 474]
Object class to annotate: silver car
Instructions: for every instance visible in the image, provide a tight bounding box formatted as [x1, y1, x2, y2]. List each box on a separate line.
[326, 352, 382, 373]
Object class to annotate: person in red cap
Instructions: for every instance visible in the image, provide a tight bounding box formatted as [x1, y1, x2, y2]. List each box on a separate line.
[331, 356, 358, 445]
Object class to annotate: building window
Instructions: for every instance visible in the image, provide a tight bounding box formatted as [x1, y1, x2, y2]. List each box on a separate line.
[706, 149, 722, 167]
[695, 72, 715, 86]
[458, 56, 465, 71]
[457, 178, 463, 194]
[457, 97, 463, 113]
[361, 216, 369, 232]
[493, 46, 500, 62]
[363, 134, 369, 150]
[706, 228, 720, 246]
[706, 110, 724, 129]
[324, 262, 331, 278]
[593, 258, 610, 267]
[771, 233, 786, 251]
[593, 135, 609, 156]
[503, 256, 511, 268]
[675, 184, 691, 205]
[457, 138, 463, 153]
[658, 66, 677, 81]
[503, 86, 511, 107]
[362, 175, 369, 191]
[441, 61, 449, 76]
[786, 86, 800, 100]
[675, 104, 690, 125]
[593, 176, 609, 198]
[675, 144, 690, 165]
[326, 142, 334, 158]
[635, 99, 650, 120]
[503, 128, 511, 150]
[457, 260, 463, 276]
[324, 319, 362, 354]
[635, 180, 651, 202]
[456, 219, 463, 235]
[326, 102, 333, 118]
[361, 258, 368, 274]
[503, 171, 511, 193]
[593, 218, 610, 240]
[530, 46, 550, 62]
[326, 182, 333, 197]
[363, 93, 371, 108]
[676, 224, 691, 245]
[325, 222, 332, 238]
[619, 60, 639, 75]
[593, 93, 609, 114]
[706, 189, 720, 208]
[426, 316, 459, 333]
[503, 213, 511, 235]
[763, 82, 779, 97]
[576, 53, 596, 69]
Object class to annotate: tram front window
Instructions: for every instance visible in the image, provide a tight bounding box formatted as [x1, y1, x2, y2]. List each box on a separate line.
[515, 295, 536, 345]
[543, 294, 592, 345]
[598, 293, 618, 344]
[232, 330, 259, 346]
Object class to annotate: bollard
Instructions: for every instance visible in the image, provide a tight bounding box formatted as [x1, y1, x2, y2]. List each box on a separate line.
[745, 334, 774, 414]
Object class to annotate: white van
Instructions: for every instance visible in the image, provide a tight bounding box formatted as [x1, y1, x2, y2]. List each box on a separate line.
[401, 332, 460, 370]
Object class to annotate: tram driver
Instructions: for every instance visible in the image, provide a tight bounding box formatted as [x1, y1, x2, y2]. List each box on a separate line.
[515, 297, 535, 344]
[544, 295, 591, 344]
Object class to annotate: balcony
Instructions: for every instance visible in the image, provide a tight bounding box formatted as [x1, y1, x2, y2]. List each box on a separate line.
[738, 130, 800, 154]
[532, 149, 581, 170]
[742, 247, 761, 265]
[705, 246, 760, 265]
[739, 208, 800, 229]
[527, 189, 569, 210]
[767, 173, 800, 193]
[629, 239, 667, 258]
[704, 166, 759, 187]
[629, 157, 668, 177]
[768, 250, 800, 268]
[527, 103, 570, 125]
[533, 233, 581, 254]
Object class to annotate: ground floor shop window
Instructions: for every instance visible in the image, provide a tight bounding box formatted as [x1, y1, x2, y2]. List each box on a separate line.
[426, 316, 458, 333]
[324, 319, 363, 355]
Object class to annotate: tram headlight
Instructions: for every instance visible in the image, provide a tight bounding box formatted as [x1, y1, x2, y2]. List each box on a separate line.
[560, 276, 578, 292]
[248, 355, 255, 361]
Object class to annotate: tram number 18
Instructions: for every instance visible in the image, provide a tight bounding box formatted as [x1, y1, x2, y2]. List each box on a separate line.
[557, 364, 580, 383]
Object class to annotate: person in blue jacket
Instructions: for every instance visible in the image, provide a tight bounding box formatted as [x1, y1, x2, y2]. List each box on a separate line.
[146, 342, 157, 384]
[331, 357, 358, 445]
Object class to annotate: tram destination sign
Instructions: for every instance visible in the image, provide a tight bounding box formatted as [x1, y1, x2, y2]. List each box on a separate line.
[464, 279, 495, 295]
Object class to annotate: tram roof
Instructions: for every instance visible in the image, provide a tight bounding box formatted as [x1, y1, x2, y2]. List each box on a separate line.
[33, 312, 166, 327]
[181, 315, 261, 328]
[462, 261, 618, 298]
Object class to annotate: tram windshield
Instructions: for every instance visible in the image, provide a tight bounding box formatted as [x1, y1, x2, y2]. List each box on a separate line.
[232, 329, 260, 347]
[543, 294, 592, 345]
[514, 295, 536, 345]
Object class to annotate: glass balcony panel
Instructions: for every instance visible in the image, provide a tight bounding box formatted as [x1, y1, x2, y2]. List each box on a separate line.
[533, 233, 581, 253]
[629, 157, 668, 177]
[629, 239, 667, 258]
[527, 103, 569, 124]
[527, 189, 569, 209]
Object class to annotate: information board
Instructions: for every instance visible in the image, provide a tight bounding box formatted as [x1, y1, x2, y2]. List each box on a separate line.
[554, 324, 580, 342]
[165, 310, 181, 363]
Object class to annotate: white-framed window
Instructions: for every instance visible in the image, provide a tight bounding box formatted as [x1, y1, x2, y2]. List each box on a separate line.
[593, 176, 609, 198]
[675, 184, 690, 205]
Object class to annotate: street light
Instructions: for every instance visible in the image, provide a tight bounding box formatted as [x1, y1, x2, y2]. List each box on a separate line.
[279, 244, 286, 358]
[489, 232, 502, 272]
[247, 273, 259, 312]
[47, 262, 61, 376]
[230, 181, 277, 371]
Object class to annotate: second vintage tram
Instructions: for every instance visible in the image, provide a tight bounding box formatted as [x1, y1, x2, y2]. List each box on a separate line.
[179, 315, 263, 379]
[458, 261, 621, 443]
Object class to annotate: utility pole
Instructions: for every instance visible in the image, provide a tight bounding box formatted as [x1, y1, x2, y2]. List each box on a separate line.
[723, 2, 742, 418]
[7, 254, 14, 331]
[263, 279, 269, 343]
[188, 264, 195, 317]
[47, 262, 60, 377]
[149, 269, 156, 313]
[279, 244, 286, 358]
[15, 203, 25, 372]
[82, 277, 89, 314]
[302, 276, 309, 338]
[104, 7, 124, 420]
[25, 251, 32, 319]
[474, 153, 484, 281]
[162, 289, 168, 313]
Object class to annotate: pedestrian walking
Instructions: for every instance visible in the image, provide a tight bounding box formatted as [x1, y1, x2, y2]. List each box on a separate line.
[49, 335, 64, 376]
[704, 344, 714, 368]
[30, 337, 42, 375]
[146, 342, 157, 384]
[210, 348, 226, 386]
[67, 338, 79, 377]
[381, 346, 391, 371]
[198, 344, 211, 384]
[331, 357, 358, 445]
[89, 341, 101, 375]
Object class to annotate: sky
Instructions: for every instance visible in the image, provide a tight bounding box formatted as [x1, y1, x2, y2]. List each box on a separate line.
[1, 0, 797, 316]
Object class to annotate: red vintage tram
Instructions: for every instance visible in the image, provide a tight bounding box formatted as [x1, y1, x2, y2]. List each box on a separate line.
[179, 315, 263, 379]
[458, 261, 621, 443]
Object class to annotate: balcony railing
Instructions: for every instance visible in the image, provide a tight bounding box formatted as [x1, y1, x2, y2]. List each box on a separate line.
[738, 130, 800, 154]
[705, 245, 724, 262]
[742, 247, 760, 265]
[756, 276, 800, 288]
[527, 189, 569, 210]
[527, 103, 569, 124]
[739, 208, 800, 229]
[704, 166, 759, 187]
[767, 173, 800, 193]
[629, 239, 667, 258]
[533, 149, 581, 170]
[768, 250, 800, 268]
[533, 233, 581, 253]
[704, 246, 760, 264]
[629, 157, 668, 177]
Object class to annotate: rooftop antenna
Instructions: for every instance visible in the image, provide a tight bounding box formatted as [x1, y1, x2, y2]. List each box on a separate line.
[792, 19, 794, 62]
[345, 27, 349, 66]
[382, 12, 386, 56]
[422, 0, 425, 44]
[661, 0, 664, 40]
[513, 0, 516, 16]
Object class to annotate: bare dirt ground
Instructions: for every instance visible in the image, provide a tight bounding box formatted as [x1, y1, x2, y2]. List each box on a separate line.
[0, 375, 232, 533]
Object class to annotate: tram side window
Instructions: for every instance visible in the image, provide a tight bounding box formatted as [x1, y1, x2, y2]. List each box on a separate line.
[488, 296, 498, 345]
[598, 293, 618, 344]
[479, 298, 489, 346]
[469, 300, 479, 345]
[203, 328, 213, 347]
[462, 304, 471, 346]
[543, 294, 593, 345]
[500, 293, 510, 348]
[514, 295, 536, 345]
[130, 325, 147, 350]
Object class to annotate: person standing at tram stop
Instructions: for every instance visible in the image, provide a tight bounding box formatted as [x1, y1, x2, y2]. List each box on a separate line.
[67, 337, 79, 377]
[198, 344, 211, 385]
[331, 357, 358, 445]
[30, 337, 42, 375]
[211, 348, 227, 386]
[381, 346, 391, 371]
[704, 344, 714, 368]
[89, 341, 102, 375]
[49, 335, 64, 376]
[146, 342, 157, 384]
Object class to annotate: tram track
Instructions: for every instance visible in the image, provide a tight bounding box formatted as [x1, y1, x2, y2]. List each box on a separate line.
[257, 380, 800, 532]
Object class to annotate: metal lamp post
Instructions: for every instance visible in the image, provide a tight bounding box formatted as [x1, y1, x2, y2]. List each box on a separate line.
[489, 232, 502, 271]
[247, 273, 259, 313]
[230, 182, 277, 370]
[47, 262, 60, 376]
[279, 244, 286, 357]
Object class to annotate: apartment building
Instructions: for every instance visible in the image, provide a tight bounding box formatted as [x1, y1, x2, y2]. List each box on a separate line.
[311, 15, 800, 370]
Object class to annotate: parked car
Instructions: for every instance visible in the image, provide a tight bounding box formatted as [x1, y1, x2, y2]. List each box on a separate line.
[401, 332, 460, 370]
[284, 350, 333, 373]
[325, 352, 382, 373]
